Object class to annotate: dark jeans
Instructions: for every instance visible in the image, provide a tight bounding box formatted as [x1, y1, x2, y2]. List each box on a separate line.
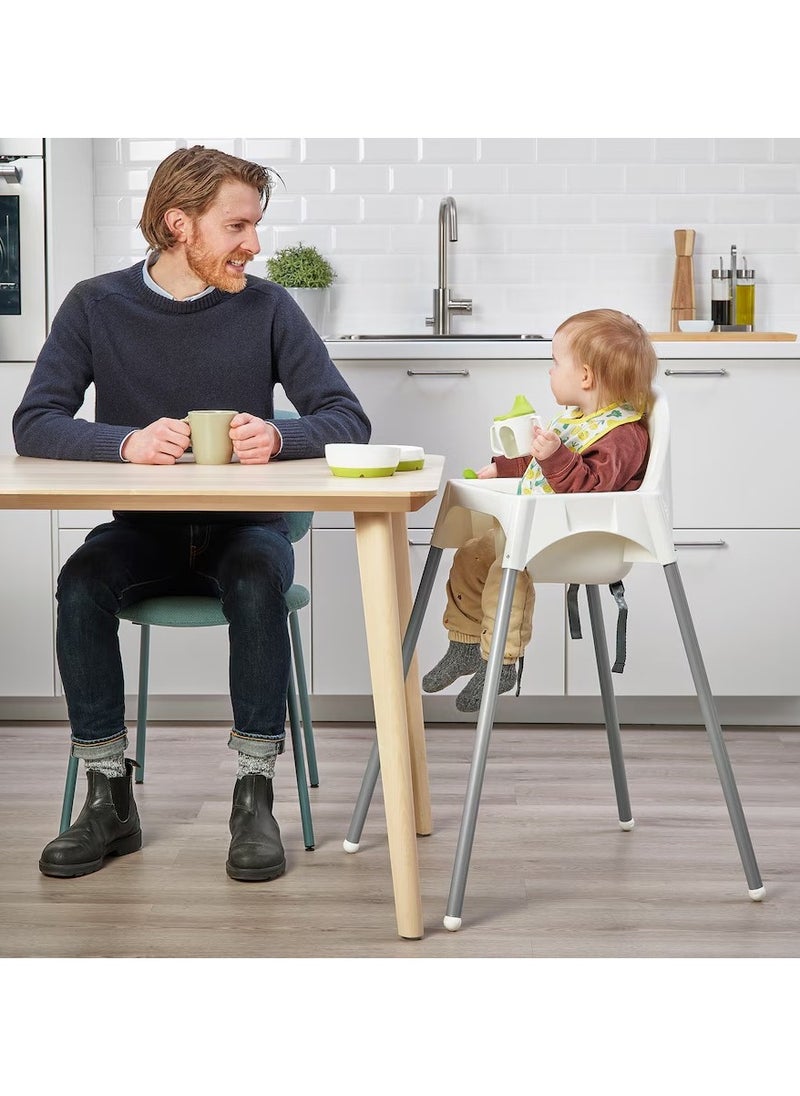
[56, 516, 295, 760]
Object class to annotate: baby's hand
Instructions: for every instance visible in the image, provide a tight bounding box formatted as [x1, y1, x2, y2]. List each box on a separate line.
[476, 462, 498, 479]
[530, 426, 561, 461]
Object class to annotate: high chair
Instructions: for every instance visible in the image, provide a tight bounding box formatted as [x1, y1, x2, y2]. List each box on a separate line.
[344, 387, 765, 931]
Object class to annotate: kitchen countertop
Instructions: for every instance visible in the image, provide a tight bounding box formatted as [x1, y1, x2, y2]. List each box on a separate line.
[324, 336, 800, 361]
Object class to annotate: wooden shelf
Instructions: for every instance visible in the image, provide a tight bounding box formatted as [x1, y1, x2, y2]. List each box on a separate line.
[649, 332, 797, 341]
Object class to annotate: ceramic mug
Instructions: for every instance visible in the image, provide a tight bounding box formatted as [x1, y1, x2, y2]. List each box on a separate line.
[184, 410, 238, 464]
[489, 412, 542, 459]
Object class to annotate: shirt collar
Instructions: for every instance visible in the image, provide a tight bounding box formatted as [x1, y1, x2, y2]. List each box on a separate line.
[143, 253, 216, 302]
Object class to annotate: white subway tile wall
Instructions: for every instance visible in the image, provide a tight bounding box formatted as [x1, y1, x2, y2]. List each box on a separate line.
[92, 137, 800, 335]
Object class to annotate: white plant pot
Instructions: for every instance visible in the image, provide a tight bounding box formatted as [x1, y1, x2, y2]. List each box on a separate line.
[285, 287, 330, 336]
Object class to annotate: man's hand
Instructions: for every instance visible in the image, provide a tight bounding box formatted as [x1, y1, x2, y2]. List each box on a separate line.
[230, 413, 281, 465]
[529, 425, 561, 462]
[121, 418, 191, 464]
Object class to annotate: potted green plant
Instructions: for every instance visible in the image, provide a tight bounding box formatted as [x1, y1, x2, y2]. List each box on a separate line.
[266, 243, 336, 335]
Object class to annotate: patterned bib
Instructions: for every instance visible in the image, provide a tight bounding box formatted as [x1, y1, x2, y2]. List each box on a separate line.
[519, 402, 642, 495]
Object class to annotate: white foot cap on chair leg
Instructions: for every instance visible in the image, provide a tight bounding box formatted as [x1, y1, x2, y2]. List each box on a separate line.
[342, 839, 360, 853]
[443, 915, 462, 932]
[619, 818, 635, 831]
[748, 885, 766, 901]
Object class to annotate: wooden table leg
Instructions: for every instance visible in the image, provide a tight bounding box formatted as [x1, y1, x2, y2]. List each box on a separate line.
[354, 511, 424, 940]
[391, 511, 432, 837]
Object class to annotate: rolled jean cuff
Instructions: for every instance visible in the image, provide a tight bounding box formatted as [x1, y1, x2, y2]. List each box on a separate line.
[227, 731, 284, 758]
[71, 732, 129, 761]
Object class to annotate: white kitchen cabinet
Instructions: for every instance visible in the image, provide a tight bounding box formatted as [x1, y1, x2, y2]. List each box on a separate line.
[325, 358, 548, 528]
[0, 511, 56, 696]
[311, 527, 565, 698]
[567, 531, 800, 696]
[659, 361, 800, 528]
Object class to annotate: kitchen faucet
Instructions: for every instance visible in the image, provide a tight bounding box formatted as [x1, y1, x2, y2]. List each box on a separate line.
[426, 196, 472, 335]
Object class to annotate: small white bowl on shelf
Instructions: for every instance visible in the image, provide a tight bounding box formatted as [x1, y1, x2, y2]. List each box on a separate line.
[324, 443, 401, 478]
[678, 319, 714, 333]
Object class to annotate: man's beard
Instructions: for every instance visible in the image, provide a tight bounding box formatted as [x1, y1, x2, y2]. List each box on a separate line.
[185, 239, 249, 294]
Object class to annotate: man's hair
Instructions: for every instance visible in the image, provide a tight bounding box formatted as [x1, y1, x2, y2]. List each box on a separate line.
[554, 308, 657, 415]
[138, 145, 276, 252]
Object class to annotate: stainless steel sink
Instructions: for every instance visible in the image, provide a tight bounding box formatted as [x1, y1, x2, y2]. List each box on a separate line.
[326, 333, 547, 341]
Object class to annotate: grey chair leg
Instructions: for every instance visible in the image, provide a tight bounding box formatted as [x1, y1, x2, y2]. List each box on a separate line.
[134, 624, 150, 784]
[444, 566, 519, 931]
[343, 545, 444, 852]
[286, 660, 315, 850]
[585, 584, 634, 828]
[663, 562, 765, 898]
[289, 610, 318, 787]
[59, 754, 79, 833]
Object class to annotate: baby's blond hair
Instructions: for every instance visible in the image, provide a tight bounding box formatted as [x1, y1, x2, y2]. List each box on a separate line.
[555, 308, 657, 415]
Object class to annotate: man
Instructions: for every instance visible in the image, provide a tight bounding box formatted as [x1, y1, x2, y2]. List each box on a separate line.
[13, 145, 371, 882]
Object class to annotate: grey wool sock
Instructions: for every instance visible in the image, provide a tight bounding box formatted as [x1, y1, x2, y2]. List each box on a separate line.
[237, 750, 277, 780]
[84, 753, 126, 779]
[455, 660, 518, 713]
[422, 641, 482, 693]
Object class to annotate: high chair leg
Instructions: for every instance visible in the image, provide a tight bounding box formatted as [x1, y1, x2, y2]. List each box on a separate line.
[343, 545, 444, 853]
[663, 562, 765, 899]
[585, 584, 634, 829]
[444, 566, 519, 931]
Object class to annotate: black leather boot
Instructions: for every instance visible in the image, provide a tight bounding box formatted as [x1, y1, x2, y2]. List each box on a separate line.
[226, 775, 286, 882]
[39, 759, 142, 878]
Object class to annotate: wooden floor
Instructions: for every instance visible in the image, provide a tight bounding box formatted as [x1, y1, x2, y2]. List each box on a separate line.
[1, 719, 798, 958]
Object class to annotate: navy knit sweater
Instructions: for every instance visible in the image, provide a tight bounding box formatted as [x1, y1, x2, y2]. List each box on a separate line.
[14, 262, 370, 461]
[13, 263, 371, 522]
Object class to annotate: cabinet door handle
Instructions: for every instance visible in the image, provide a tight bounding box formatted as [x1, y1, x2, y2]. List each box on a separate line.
[674, 540, 727, 548]
[663, 369, 729, 377]
[406, 369, 470, 377]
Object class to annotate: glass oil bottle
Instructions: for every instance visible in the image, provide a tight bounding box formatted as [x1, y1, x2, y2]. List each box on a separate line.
[736, 260, 755, 330]
[711, 259, 731, 328]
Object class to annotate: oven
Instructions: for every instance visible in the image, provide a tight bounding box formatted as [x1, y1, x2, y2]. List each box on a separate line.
[0, 139, 47, 362]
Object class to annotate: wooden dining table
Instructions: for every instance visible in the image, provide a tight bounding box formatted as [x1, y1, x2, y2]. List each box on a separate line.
[0, 453, 445, 939]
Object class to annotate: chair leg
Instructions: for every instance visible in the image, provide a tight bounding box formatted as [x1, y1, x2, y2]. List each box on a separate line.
[444, 566, 518, 931]
[59, 754, 80, 834]
[288, 610, 318, 787]
[286, 661, 315, 850]
[343, 545, 444, 852]
[662, 562, 765, 899]
[133, 624, 150, 784]
[585, 584, 634, 829]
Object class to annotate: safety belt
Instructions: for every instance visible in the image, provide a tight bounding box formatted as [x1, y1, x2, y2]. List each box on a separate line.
[566, 581, 628, 673]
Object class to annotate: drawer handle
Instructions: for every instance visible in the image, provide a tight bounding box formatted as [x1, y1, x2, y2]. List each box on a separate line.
[663, 369, 729, 377]
[674, 540, 727, 548]
[406, 369, 470, 377]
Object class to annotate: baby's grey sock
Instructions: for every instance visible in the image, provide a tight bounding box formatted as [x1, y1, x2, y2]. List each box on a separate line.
[455, 661, 518, 713]
[237, 749, 277, 780]
[422, 641, 482, 693]
[84, 753, 126, 779]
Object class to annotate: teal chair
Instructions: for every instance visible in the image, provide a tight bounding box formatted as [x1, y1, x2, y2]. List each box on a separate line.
[59, 410, 319, 850]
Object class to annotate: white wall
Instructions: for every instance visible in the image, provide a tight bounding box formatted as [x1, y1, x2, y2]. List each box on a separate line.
[91, 137, 800, 337]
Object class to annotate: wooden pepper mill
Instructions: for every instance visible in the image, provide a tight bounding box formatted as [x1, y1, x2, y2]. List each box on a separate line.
[670, 228, 696, 331]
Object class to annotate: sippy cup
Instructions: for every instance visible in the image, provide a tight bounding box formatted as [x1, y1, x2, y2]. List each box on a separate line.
[489, 394, 542, 459]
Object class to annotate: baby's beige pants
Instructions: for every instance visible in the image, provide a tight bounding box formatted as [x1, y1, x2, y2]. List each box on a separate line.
[442, 528, 535, 662]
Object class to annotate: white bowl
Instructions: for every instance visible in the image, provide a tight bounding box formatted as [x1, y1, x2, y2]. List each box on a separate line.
[678, 319, 714, 333]
[324, 443, 401, 478]
[387, 444, 425, 471]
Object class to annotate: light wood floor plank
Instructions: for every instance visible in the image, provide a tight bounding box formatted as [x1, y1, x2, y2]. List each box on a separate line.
[0, 721, 798, 958]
